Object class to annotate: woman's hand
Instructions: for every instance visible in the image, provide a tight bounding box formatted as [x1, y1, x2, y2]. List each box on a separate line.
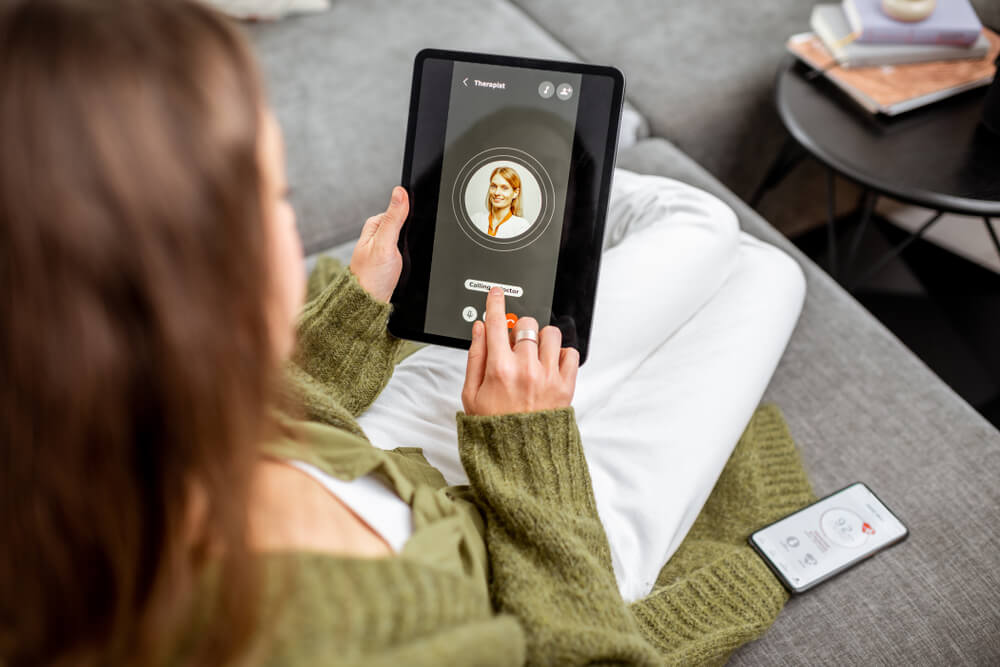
[462, 287, 579, 416]
[349, 187, 408, 302]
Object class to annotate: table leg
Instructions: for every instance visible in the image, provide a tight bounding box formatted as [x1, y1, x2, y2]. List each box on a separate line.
[984, 218, 1000, 265]
[847, 209, 944, 292]
[843, 189, 878, 281]
[826, 168, 838, 278]
[749, 137, 806, 208]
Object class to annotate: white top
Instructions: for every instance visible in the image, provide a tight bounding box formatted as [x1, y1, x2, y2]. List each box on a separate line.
[288, 460, 414, 553]
[471, 211, 532, 238]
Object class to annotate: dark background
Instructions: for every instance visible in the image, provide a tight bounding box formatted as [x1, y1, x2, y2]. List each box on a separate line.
[794, 214, 1000, 428]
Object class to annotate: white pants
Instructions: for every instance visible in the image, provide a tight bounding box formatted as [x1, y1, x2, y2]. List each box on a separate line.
[358, 169, 806, 601]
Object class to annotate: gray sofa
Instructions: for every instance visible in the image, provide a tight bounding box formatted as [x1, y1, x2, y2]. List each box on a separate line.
[247, 2, 1000, 663]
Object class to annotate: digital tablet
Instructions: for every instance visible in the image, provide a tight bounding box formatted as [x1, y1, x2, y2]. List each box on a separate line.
[389, 49, 625, 364]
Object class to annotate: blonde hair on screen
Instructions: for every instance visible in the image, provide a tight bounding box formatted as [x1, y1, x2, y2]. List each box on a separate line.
[484, 165, 523, 217]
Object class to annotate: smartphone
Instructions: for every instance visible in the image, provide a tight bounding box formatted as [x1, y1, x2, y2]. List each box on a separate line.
[748, 482, 908, 594]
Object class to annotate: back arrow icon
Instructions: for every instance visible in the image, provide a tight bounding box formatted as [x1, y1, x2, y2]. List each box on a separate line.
[463, 77, 469, 86]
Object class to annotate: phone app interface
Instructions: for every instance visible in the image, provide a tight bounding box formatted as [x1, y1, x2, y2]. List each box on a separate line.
[752, 484, 907, 589]
[423, 61, 582, 340]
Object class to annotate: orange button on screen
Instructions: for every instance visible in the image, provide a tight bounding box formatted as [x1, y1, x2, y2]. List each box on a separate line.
[506, 313, 518, 329]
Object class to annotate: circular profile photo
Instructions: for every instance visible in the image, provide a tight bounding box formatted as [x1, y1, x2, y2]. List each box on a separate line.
[463, 162, 543, 239]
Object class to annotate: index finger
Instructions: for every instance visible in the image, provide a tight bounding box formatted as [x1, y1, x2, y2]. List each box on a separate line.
[484, 287, 513, 362]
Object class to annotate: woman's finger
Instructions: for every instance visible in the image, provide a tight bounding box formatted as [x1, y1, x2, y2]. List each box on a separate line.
[538, 325, 561, 371]
[463, 320, 487, 409]
[484, 287, 512, 362]
[559, 346, 580, 388]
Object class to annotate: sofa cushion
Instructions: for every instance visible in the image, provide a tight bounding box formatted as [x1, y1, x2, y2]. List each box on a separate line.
[617, 137, 1000, 665]
[509, 1, 817, 199]
[244, 0, 647, 254]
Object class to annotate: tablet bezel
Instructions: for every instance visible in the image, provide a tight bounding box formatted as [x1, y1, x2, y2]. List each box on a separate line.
[389, 48, 625, 364]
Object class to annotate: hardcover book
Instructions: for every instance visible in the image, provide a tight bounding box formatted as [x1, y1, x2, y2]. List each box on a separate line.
[813, 4, 989, 67]
[843, 0, 982, 45]
[786, 31, 998, 115]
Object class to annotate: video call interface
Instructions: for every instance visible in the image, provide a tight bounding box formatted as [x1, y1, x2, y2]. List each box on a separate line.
[423, 61, 582, 341]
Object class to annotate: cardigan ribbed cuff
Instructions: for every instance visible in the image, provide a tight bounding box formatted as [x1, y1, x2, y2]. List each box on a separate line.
[291, 268, 402, 415]
[632, 548, 788, 664]
[297, 267, 395, 347]
[456, 408, 597, 509]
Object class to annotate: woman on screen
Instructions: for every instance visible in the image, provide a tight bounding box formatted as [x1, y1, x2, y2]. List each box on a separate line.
[472, 165, 532, 238]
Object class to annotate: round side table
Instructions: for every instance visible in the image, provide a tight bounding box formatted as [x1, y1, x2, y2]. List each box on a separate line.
[755, 58, 1000, 290]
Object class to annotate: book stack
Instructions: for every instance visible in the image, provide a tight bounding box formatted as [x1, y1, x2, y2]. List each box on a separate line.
[815, 0, 987, 67]
[787, 0, 998, 115]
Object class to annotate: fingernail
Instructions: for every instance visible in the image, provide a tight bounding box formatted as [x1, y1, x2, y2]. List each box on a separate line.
[490, 287, 501, 296]
[472, 321, 482, 337]
[391, 187, 402, 204]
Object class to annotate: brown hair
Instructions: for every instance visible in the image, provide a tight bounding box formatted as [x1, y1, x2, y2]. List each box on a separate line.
[0, 0, 276, 664]
[485, 165, 523, 217]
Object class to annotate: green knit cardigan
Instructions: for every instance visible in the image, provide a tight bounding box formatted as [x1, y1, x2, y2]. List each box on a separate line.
[205, 259, 815, 666]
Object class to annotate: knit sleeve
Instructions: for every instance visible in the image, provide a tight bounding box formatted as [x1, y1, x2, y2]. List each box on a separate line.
[287, 261, 402, 426]
[457, 408, 662, 666]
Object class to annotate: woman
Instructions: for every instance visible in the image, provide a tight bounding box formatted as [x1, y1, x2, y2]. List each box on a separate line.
[0, 1, 814, 665]
[471, 165, 532, 238]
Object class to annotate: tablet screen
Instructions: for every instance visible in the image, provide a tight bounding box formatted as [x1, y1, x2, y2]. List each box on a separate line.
[391, 50, 623, 363]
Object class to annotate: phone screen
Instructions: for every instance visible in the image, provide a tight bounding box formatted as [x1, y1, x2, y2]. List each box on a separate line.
[750, 483, 908, 593]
